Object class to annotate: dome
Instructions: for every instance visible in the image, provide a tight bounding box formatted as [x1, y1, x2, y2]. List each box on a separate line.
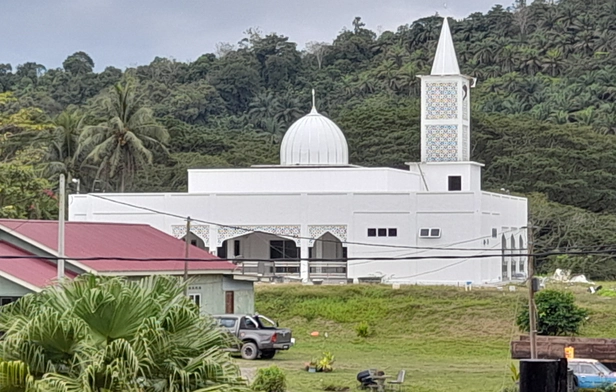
[280, 107, 349, 166]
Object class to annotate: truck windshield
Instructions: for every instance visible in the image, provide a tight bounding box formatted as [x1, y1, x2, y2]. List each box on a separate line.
[595, 362, 613, 375]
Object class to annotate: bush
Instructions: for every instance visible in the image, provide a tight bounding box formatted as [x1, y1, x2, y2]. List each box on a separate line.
[355, 321, 372, 338]
[516, 289, 588, 336]
[252, 365, 287, 392]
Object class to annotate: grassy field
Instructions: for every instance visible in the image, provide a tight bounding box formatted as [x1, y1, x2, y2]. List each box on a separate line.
[237, 283, 616, 392]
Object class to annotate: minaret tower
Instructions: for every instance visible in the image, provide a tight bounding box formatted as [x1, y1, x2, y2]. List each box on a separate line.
[419, 17, 475, 162]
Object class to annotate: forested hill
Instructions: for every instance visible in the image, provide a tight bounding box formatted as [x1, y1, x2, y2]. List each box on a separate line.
[2, 0, 616, 276]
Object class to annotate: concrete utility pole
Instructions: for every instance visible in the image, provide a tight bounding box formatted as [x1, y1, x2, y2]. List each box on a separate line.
[528, 224, 537, 359]
[183, 216, 191, 295]
[57, 174, 66, 280]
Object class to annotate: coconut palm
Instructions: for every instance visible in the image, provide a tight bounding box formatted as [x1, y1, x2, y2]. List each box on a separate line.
[0, 274, 247, 392]
[41, 107, 84, 179]
[75, 82, 169, 192]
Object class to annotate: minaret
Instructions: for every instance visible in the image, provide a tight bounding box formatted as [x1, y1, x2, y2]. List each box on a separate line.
[419, 17, 475, 162]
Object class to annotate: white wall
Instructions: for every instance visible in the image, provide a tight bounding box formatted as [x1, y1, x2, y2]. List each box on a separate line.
[69, 184, 527, 285]
[187, 167, 423, 193]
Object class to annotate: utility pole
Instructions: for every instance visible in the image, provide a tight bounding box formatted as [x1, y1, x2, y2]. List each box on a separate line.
[57, 174, 66, 280]
[183, 217, 191, 295]
[528, 224, 537, 359]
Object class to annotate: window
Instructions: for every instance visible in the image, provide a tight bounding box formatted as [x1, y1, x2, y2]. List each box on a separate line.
[419, 228, 441, 238]
[310, 266, 347, 274]
[580, 364, 596, 375]
[234, 240, 241, 256]
[216, 317, 237, 329]
[188, 293, 201, 308]
[368, 228, 397, 237]
[448, 176, 462, 191]
[191, 239, 197, 246]
[217, 242, 228, 259]
[492, 228, 497, 238]
[270, 240, 298, 259]
[342, 247, 348, 259]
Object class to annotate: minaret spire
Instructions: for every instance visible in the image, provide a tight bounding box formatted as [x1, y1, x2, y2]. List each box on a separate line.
[431, 17, 460, 75]
[311, 89, 317, 113]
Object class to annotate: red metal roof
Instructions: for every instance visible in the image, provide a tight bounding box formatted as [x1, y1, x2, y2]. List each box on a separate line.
[0, 241, 77, 288]
[0, 219, 235, 274]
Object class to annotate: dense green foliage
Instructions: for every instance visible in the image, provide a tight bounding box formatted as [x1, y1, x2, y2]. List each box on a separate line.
[517, 289, 588, 336]
[0, 275, 246, 392]
[252, 365, 287, 392]
[2, 0, 616, 274]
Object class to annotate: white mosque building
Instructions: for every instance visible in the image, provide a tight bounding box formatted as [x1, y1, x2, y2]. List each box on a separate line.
[69, 19, 527, 285]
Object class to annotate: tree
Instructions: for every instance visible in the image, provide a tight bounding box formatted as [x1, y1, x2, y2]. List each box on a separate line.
[62, 51, 95, 75]
[516, 290, 588, 336]
[0, 274, 247, 392]
[76, 81, 169, 192]
[42, 107, 84, 178]
[0, 160, 58, 219]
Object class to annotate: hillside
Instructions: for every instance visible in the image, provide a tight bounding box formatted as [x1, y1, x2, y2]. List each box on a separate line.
[253, 284, 616, 392]
[2, 0, 616, 276]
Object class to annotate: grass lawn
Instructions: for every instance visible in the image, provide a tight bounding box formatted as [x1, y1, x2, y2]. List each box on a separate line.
[238, 282, 616, 392]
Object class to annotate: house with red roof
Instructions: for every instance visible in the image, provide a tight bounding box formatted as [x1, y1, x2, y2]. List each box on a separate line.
[0, 219, 255, 314]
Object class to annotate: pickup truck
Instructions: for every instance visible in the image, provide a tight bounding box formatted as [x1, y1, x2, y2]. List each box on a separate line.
[212, 314, 293, 360]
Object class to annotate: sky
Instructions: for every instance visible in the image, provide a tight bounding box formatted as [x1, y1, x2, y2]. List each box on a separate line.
[3, 0, 509, 71]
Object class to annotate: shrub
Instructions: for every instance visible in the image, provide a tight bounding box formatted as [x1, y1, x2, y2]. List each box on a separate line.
[355, 321, 372, 338]
[516, 289, 588, 336]
[252, 365, 287, 392]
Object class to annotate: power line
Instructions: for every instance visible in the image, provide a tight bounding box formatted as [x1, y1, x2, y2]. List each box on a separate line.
[87, 194, 524, 252]
[1, 248, 615, 263]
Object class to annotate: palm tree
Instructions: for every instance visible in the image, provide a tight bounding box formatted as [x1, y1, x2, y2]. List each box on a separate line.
[75, 82, 169, 192]
[42, 107, 84, 179]
[0, 275, 247, 392]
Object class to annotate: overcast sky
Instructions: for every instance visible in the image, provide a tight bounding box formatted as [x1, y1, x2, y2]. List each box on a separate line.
[3, 0, 508, 71]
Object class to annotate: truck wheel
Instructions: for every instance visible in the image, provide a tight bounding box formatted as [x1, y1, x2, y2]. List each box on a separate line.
[241, 342, 258, 360]
[260, 350, 276, 360]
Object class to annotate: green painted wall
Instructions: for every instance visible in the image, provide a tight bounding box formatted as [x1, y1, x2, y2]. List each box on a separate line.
[188, 275, 255, 315]
[0, 276, 33, 297]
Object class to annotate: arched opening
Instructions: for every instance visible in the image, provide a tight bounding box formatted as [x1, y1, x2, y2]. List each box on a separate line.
[181, 232, 208, 251]
[518, 235, 526, 275]
[510, 234, 518, 278]
[501, 234, 508, 281]
[309, 232, 347, 279]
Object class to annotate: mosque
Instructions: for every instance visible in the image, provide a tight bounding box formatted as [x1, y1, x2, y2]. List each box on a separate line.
[69, 18, 528, 285]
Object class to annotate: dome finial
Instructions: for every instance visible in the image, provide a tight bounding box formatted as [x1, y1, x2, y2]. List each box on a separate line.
[311, 89, 317, 113]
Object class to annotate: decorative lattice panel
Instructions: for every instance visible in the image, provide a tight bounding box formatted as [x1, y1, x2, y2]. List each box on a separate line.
[426, 82, 458, 120]
[425, 124, 458, 162]
[462, 125, 469, 161]
[308, 225, 348, 246]
[172, 225, 210, 246]
[217, 225, 301, 246]
[462, 82, 469, 121]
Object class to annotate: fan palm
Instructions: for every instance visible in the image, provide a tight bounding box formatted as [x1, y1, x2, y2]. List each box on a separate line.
[0, 275, 247, 392]
[75, 82, 169, 192]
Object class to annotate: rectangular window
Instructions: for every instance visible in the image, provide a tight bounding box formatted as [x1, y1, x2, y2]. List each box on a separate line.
[342, 247, 348, 259]
[388, 228, 398, 237]
[419, 228, 441, 238]
[217, 242, 228, 259]
[378, 228, 387, 237]
[188, 294, 201, 308]
[270, 240, 298, 259]
[234, 240, 241, 256]
[448, 176, 462, 191]
[367, 228, 377, 237]
[492, 228, 497, 238]
[275, 266, 300, 274]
